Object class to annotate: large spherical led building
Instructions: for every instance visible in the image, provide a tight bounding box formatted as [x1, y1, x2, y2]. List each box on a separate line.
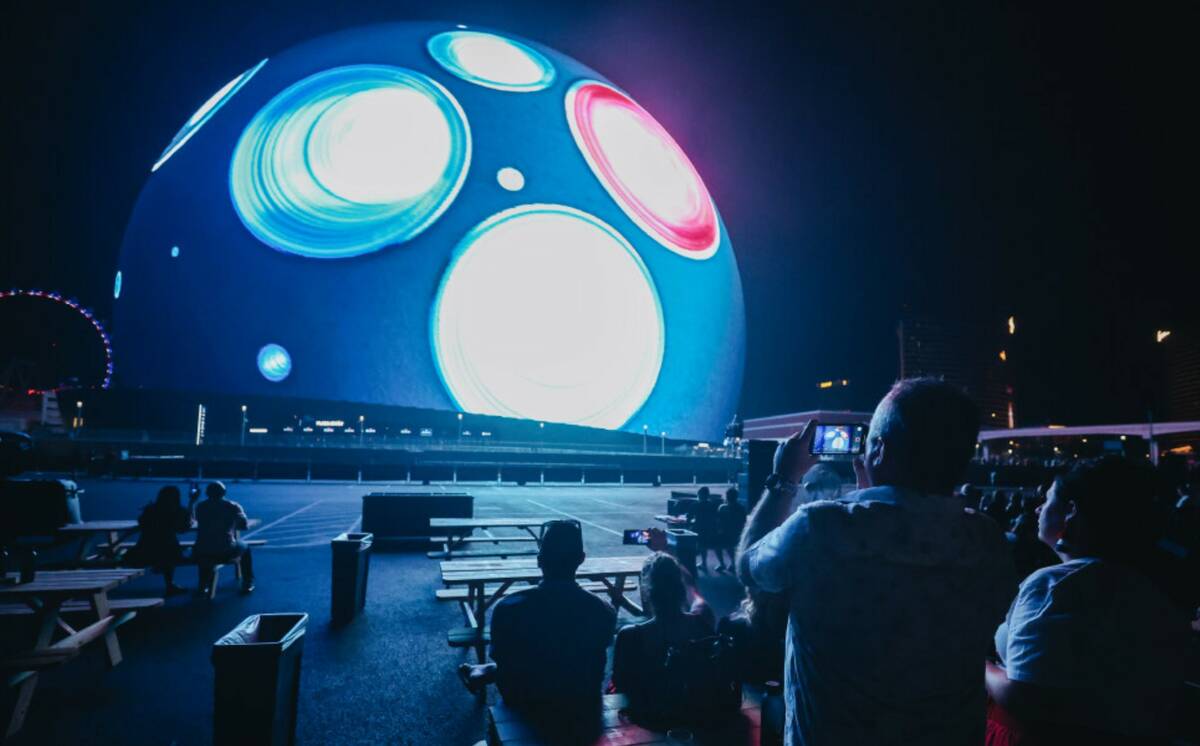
[113, 21, 744, 439]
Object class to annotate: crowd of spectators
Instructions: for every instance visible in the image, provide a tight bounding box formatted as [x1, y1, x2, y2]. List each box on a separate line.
[459, 377, 1198, 745]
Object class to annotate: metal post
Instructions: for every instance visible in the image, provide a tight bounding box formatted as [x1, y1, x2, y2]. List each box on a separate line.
[240, 405, 248, 447]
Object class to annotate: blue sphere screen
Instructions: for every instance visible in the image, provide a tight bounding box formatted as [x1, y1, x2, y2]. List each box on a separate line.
[112, 22, 744, 440]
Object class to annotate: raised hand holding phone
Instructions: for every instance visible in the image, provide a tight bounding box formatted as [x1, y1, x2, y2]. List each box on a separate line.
[772, 422, 817, 484]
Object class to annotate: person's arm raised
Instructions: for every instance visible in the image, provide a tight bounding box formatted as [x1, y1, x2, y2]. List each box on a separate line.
[736, 423, 817, 588]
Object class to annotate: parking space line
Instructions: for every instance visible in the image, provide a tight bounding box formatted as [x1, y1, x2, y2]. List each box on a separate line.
[582, 495, 628, 509]
[525, 499, 621, 537]
[243, 500, 323, 539]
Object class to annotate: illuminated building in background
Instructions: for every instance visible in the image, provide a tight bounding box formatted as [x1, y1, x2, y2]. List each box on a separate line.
[1163, 330, 1200, 420]
[813, 378, 854, 409]
[897, 314, 1015, 428]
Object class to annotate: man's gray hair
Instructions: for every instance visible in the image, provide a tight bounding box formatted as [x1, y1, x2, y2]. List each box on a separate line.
[871, 377, 980, 494]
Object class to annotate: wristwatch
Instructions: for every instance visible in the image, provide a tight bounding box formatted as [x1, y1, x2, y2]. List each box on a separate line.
[763, 473, 798, 495]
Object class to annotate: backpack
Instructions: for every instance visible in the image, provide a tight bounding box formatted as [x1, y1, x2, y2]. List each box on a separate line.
[652, 634, 742, 725]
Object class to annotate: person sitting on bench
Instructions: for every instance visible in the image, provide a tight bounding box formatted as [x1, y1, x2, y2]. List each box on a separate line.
[193, 481, 254, 594]
[458, 520, 616, 733]
[126, 485, 196, 595]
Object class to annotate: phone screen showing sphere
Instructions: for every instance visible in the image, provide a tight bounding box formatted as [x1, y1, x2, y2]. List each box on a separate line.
[622, 529, 652, 545]
[810, 424, 866, 456]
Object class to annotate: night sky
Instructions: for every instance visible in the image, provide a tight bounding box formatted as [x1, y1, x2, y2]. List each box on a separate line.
[2, 1, 1190, 427]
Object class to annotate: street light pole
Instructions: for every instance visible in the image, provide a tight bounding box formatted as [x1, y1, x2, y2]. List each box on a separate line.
[457, 412, 463, 440]
[359, 415, 365, 447]
[660, 431, 666, 454]
[240, 404, 248, 447]
[642, 425, 648, 453]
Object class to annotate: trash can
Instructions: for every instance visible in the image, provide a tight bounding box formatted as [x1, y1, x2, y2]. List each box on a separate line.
[331, 531, 372, 624]
[212, 613, 308, 746]
[665, 528, 698, 576]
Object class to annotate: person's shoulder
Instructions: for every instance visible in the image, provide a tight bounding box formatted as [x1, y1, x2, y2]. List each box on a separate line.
[1017, 560, 1099, 610]
[572, 583, 616, 619]
[797, 490, 882, 527]
[493, 585, 540, 613]
[959, 505, 1012, 547]
[616, 618, 654, 643]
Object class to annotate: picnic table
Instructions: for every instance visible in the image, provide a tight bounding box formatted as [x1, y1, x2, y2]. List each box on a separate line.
[427, 517, 553, 560]
[441, 555, 645, 662]
[488, 690, 764, 745]
[1, 568, 158, 737]
[56, 518, 262, 564]
[653, 514, 687, 527]
[56, 521, 141, 563]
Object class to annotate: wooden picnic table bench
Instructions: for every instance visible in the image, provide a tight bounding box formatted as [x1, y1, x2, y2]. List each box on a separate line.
[55, 518, 262, 564]
[434, 578, 638, 602]
[427, 517, 553, 560]
[487, 690, 763, 745]
[441, 556, 645, 662]
[0, 568, 152, 738]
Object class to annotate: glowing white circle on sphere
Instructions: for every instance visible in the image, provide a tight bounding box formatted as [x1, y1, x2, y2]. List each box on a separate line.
[432, 205, 664, 429]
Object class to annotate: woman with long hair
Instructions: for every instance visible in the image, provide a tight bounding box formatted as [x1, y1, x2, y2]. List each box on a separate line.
[611, 552, 715, 719]
[127, 485, 195, 594]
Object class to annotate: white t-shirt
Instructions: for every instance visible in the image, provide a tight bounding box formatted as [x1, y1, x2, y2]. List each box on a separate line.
[995, 557, 1188, 738]
[744, 486, 1017, 746]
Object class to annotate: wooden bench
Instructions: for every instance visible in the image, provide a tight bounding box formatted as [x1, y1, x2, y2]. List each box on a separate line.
[427, 547, 539, 560]
[3, 613, 123, 717]
[2, 616, 117, 675]
[448, 625, 490, 648]
[429, 536, 534, 544]
[435, 580, 636, 602]
[0, 597, 163, 628]
[90, 539, 268, 598]
[428, 533, 540, 561]
[95, 539, 268, 554]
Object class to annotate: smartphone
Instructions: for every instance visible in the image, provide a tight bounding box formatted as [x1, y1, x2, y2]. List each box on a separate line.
[622, 529, 653, 546]
[809, 423, 867, 456]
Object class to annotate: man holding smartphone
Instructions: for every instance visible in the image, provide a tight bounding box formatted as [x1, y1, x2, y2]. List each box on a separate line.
[737, 377, 1016, 746]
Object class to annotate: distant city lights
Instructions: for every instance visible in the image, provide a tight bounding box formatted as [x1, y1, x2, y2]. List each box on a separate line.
[1007, 316, 1016, 335]
[1156, 330, 1172, 343]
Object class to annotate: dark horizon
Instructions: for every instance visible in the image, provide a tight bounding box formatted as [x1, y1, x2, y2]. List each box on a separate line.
[2, 1, 1191, 428]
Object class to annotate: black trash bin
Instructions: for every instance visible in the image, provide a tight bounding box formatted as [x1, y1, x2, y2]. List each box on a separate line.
[331, 531, 372, 624]
[212, 613, 308, 746]
[665, 528, 698, 576]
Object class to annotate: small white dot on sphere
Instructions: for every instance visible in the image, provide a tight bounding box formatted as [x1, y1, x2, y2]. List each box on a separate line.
[497, 167, 525, 191]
